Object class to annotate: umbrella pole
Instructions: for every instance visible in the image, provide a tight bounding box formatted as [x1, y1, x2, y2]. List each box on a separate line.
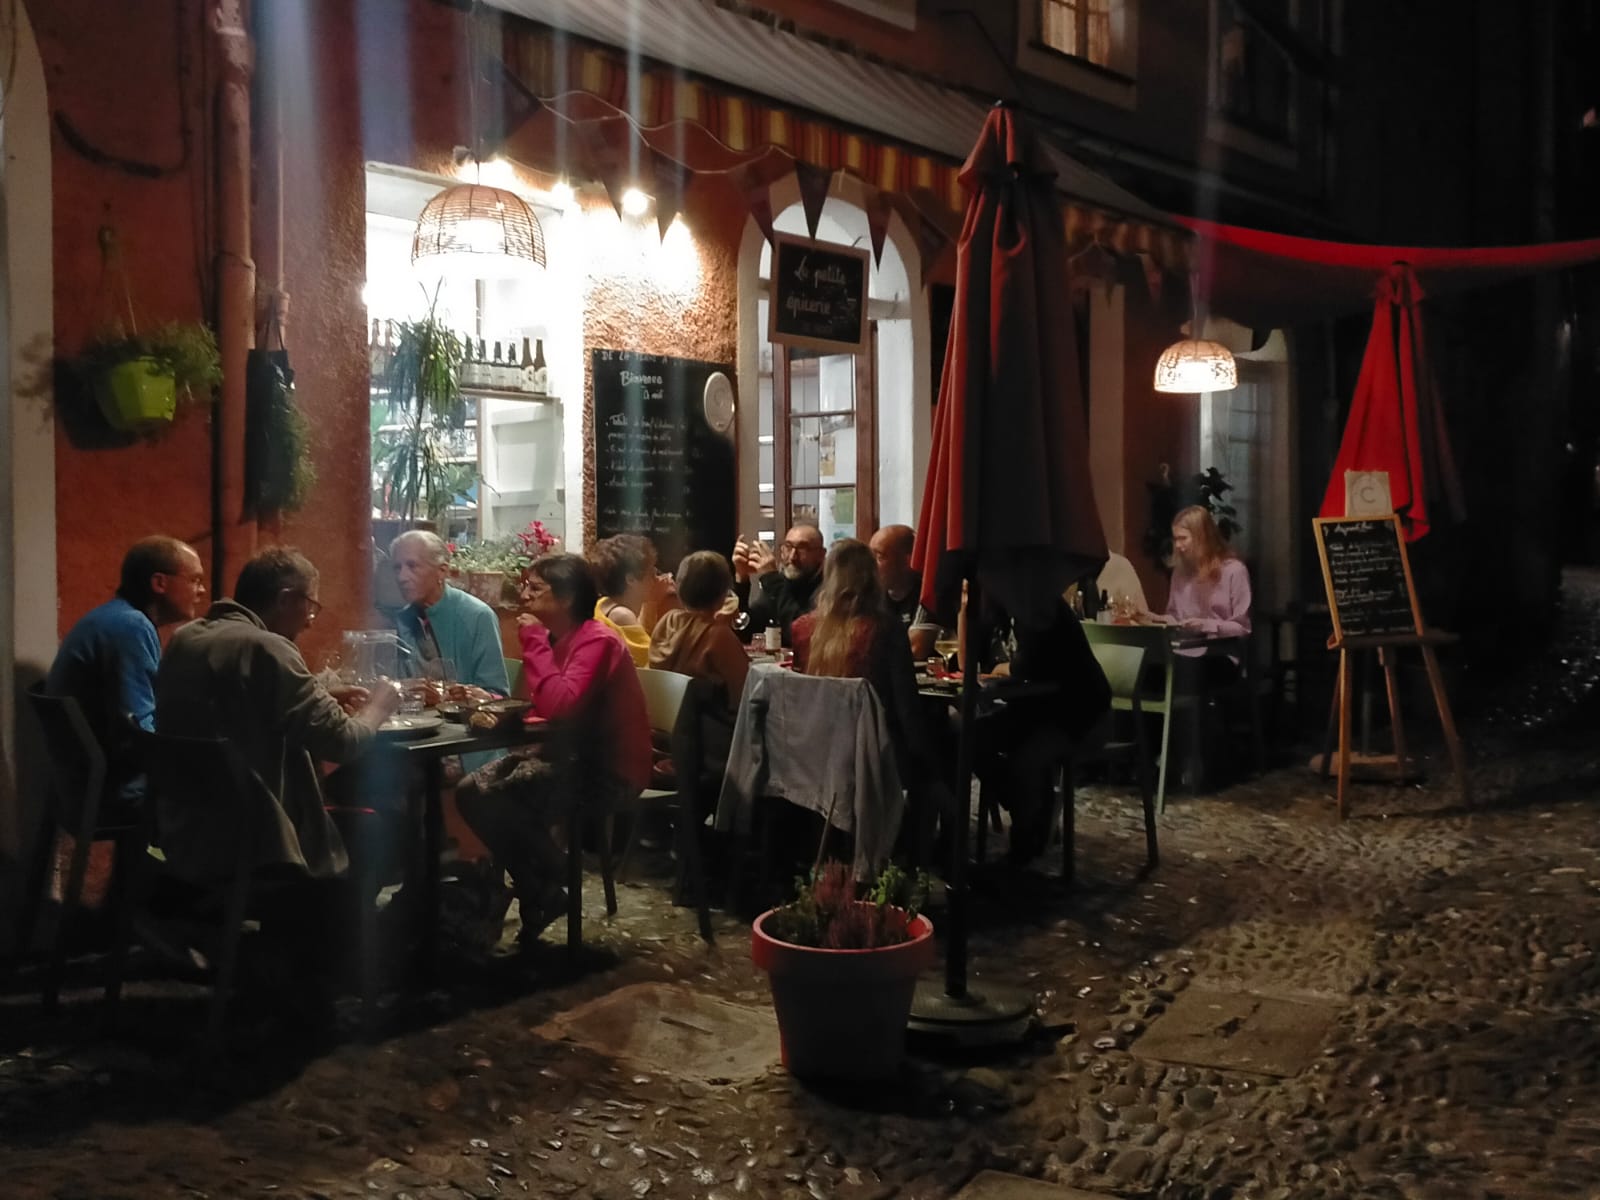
[907, 573, 1033, 1046]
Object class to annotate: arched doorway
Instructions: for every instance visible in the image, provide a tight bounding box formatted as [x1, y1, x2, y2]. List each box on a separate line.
[0, 0, 59, 921]
[735, 177, 930, 543]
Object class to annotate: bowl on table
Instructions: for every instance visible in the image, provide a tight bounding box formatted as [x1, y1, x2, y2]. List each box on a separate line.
[467, 698, 532, 732]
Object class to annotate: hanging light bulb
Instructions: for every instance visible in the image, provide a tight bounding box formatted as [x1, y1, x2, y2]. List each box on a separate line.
[621, 187, 651, 217]
[411, 181, 547, 278]
[1154, 273, 1237, 394]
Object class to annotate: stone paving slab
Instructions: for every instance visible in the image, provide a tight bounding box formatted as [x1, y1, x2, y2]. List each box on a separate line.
[1131, 986, 1341, 1076]
[531, 981, 779, 1082]
[955, 1170, 1119, 1199]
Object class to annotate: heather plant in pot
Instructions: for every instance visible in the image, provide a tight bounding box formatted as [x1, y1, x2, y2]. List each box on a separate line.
[752, 862, 935, 1081]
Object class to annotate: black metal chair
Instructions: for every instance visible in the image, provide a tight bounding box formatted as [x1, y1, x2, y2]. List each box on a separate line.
[19, 683, 145, 1011]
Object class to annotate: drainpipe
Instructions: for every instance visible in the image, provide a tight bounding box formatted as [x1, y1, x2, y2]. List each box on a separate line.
[212, 0, 257, 597]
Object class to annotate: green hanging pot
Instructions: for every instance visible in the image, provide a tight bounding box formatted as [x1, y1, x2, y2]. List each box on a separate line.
[95, 356, 177, 432]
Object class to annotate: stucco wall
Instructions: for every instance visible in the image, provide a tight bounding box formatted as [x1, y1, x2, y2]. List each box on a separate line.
[27, 0, 216, 634]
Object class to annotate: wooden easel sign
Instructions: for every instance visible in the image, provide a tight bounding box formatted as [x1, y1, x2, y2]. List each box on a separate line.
[1312, 515, 1423, 643]
[1311, 515, 1467, 817]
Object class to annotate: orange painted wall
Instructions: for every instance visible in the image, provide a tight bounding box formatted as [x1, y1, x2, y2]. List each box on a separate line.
[28, 0, 216, 635]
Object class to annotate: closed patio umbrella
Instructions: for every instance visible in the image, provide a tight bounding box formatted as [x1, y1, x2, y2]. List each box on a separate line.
[910, 103, 1108, 1041]
[1318, 263, 1464, 541]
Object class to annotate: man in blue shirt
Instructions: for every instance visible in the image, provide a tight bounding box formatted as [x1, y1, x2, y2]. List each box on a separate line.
[390, 530, 510, 698]
[46, 535, 207, 797]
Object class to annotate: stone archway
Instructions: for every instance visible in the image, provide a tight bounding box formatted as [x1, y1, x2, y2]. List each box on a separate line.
[1, 0, 59, 926]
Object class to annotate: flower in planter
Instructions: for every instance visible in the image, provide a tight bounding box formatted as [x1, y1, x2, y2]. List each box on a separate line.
[762, 861, 930, 950]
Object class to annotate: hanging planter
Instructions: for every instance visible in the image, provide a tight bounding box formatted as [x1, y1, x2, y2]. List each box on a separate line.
[95, 356, 178, 432]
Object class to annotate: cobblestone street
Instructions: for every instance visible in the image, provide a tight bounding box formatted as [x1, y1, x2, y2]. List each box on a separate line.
[4, 577, 1600, 1200]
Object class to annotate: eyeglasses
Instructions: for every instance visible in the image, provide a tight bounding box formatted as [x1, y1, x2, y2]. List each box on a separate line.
[161, 570, 206, 588]
[282, 588, 323, 616]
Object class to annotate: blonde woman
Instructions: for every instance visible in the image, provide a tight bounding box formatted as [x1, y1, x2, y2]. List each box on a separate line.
[1165, 505, 1252, 640]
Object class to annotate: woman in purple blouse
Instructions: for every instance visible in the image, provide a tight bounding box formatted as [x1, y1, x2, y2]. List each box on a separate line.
[1165, 505, 1252, 679]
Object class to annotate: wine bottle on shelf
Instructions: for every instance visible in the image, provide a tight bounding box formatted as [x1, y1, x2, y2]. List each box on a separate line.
[532, 337, 549, 395]
[519, 337, 534, 393]
[491, 341, 507, 390]
[368, 319, 385, 382]
[475, 338, 488, 388]
[459, 333, 477, 387]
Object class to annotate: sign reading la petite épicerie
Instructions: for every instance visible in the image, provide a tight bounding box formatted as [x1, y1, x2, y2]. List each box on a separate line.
[768, 233, 870, 354]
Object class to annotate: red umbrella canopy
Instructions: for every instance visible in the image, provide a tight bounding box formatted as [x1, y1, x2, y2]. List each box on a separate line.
[913, 105, 1107, 627]
[1318, 264, 1465, 542]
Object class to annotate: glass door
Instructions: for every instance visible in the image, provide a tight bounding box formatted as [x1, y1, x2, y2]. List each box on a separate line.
[771, 326, 877, 543]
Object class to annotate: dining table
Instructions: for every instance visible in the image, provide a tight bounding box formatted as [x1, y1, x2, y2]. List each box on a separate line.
[381, 715, 552, 975]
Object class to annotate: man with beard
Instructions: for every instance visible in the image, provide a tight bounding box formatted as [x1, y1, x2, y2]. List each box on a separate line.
[730, 523, 824, 647]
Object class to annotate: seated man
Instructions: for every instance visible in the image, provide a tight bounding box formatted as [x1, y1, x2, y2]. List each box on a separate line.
[731, 523, 824, 647]
[870, 523, 939, 660]
[46, 535, 207, 799]
[155, 547, 401, 883]
[390, 529, 511, 698]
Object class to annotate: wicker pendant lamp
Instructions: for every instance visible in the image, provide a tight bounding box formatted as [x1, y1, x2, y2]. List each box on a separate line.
[1153, 273, 1237, 394]
[411, 1, 545, 278]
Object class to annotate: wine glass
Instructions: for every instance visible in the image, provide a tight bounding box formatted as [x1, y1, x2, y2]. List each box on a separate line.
[933, 629, 959, 675]
[732, 610, 752, 634]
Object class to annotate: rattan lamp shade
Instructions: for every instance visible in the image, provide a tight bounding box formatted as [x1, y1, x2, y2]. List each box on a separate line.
[1153, 338, 1238, 394]
[411, 183, 546, 277]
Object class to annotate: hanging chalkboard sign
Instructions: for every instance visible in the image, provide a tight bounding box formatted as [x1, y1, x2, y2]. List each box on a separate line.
[591, 349, 736, 570]
[1313, 515, 1424, 641]
[768, 233, 870, 354]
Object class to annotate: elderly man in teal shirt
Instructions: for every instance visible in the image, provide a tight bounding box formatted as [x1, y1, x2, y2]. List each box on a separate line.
[390, 530, 511, 697]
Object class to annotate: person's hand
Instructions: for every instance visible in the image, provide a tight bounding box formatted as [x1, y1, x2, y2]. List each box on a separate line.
[649, 571, 678, 606]
[517, 612, 543, 629]
[748, 539, 777, 577]
[1181, 617, 1210, 632]
[327, 684, 370, 716]
[732, 538, 753, 581]
[362, 679, 403, 724]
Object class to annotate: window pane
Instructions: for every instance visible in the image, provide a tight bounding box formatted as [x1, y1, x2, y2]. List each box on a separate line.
[790, 414, 856, 489]
[789, 487, 857, 544]
[1041, 0, 1079, 55]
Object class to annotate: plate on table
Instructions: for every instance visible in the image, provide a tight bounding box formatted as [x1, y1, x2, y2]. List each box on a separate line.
[378, 714, 444, 739]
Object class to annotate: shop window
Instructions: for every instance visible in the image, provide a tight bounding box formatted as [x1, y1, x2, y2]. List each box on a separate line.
[749, 195, 921, 545]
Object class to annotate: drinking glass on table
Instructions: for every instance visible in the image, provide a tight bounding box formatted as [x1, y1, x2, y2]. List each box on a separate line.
[933, 630, 959, 675]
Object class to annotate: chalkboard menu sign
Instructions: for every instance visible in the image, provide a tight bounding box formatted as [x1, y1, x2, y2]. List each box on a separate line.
[1313, 515, 1423, 641]
[591, 349, 736, 570]
[768, 233, 870, 354]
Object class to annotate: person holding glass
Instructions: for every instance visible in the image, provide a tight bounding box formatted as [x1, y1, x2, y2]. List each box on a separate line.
[730, 524, 824, 647]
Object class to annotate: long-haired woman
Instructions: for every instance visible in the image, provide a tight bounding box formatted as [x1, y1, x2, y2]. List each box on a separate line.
[790, 539, 927, 791]
[1165, 505, 1252, 641]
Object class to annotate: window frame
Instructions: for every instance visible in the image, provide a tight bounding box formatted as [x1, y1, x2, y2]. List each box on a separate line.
[1016, 0, 1139, 109]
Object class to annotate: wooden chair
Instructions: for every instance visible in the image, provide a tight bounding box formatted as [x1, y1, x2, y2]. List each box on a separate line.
[19, 684, 145, 1011]
[119, 732, 380, 1046]
[1057, 641, 1159, 883]
[606, 668, 714, 942]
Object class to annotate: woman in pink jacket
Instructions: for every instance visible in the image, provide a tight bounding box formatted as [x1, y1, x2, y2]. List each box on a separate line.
[457, 553, 650, 948]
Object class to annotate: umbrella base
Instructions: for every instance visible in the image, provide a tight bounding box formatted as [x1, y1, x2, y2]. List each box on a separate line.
[907, 978, 1033, 1047]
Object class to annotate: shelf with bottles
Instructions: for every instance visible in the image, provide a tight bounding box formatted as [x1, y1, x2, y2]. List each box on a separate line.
[460, 385, 561, 403]
[455, 331, 552, 398]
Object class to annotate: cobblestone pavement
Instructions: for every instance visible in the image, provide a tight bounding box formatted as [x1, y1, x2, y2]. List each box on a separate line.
[4, 575, 1600, 1200]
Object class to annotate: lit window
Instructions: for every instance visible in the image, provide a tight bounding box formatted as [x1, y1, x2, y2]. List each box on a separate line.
[1039, 0, 1122, 69]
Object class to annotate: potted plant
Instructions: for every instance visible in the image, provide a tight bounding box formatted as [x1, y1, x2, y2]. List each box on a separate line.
[751, 861, 935, 1081]
[1142, 463, 1242, 568]
[448, 520, 562, 607]
[372, 293, 469, 523]
[77, 320, 222, 433]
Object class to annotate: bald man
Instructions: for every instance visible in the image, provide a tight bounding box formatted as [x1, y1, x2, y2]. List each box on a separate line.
[869, 524, 923, 627]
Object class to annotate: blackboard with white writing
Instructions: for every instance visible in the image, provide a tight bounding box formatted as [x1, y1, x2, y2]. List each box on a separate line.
[1313, 515, 1423, 640]
[592, 349, 735, 570]
[768, 234, 870, 353]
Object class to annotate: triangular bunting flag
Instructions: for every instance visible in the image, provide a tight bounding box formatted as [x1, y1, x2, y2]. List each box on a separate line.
[865, 188, 894, 266]
[794, 160, 833, 240]
[748, 188, 777, 249]
[1136, 251, 1163, 303]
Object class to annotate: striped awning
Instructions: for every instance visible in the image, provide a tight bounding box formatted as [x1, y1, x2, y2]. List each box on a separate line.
[487, 0, 1191, 273]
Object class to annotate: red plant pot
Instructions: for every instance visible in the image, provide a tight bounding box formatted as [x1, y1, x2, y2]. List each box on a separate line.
[751, 907, 935, 1081]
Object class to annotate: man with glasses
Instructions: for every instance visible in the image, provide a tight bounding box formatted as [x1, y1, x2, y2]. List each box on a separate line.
[155, 547, 402, 882]
[731, 523, 824, 646]
[46, 535, 208, 799]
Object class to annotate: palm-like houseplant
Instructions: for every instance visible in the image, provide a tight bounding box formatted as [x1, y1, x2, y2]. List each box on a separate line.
[372, 297, 470, 523]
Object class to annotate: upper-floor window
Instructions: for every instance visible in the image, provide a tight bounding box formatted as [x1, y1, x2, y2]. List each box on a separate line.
[1214, 0, 1295, 143]
[1039, 0, 1122, 69]
[1018, 0, 1138, 108]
